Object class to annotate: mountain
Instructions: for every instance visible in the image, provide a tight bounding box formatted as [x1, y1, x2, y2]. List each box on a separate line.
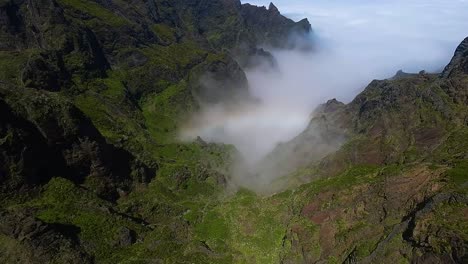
[0, 0, 466, 263]
[265, 38, 468, 184]
[250, 37, 468, 262]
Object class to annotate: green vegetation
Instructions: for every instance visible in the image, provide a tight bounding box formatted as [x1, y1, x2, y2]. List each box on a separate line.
[297, 165, 379, 195]
[152, 24, 176, 43]
[143, 42, 207, 71]
[446, 160, 468, 192]
[27, 178, 148, 262]
[141, 80, 195, 143]
[58, 0, 129, 27]
[433, 128, 468, 163]
[430, 202, 468, 245]
[196, 210, 229, 242]
[0, 50, 35, 85]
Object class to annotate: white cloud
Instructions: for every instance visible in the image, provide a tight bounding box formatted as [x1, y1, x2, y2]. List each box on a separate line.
[185, 0, 468, 186]
[242, 0, 468, 101]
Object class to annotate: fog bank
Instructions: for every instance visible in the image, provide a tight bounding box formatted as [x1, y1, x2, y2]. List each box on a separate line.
[246, 0, 468, 102]
[182, 0, 468, 189]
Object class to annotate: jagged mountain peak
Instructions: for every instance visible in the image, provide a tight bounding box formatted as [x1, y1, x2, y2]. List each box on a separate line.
[442, 36, 468, 78]
[268, 2, 280, 14]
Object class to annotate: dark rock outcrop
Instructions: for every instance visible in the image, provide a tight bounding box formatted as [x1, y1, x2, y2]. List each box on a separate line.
[0, 85, 156, 200]
[442, 37, 468, 78]
[0, 209, 92, 264]
[390, 69, 413, 80]
[0, 0, 109, 86]
[240, 2, 312, 49]
[235, 46, 278, 69]
[189, 54, 251, 105]
[115, 227, 136, 247]
[440, 37, 468, 105]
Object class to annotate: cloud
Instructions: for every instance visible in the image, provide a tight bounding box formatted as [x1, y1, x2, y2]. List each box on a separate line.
[183, 0, 468, 190]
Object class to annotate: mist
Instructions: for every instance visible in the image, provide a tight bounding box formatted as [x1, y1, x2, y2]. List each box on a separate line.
[181, 0, 468, 189]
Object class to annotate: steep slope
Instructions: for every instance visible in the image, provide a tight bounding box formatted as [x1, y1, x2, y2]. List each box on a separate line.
[174, 37, 467, 264]
[263, 45, 467, 186]
[226, 37, 468, 263]
[0, 85, 156, 200]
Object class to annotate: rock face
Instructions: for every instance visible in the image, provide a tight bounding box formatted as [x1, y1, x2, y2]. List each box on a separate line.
[176, 0, 311, 49]
[0, 0, 66, 50]
[0, 0, 109, 83]
[0, 209, 92, 264]
[240, 2, 312, 48]
[115, 227, 136, 247]
[0, 84, 156, 201]
[442, 37, 468, 78]
[440, 37, 468, 105]
[189, 53, 251, 104]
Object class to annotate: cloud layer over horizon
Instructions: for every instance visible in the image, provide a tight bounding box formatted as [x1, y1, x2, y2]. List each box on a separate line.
[245, 0, 468, 101]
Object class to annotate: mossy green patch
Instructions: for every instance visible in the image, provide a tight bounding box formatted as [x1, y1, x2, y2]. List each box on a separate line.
[297, 165, 379, 196]
[58, 0, 128, 27]
[141, 80, 195, 143]
[447, 121, 468, 146]
[190, 190, 291, 263]
[27, 178, 149, 262]
[152, 24, 176, 43]
[446, 160, 468, 185]
[143, 41, 207, 72]
[196, 210, 229, 242]
[355, 237, 380, 258]
[72, 74, 159, 165]
[0, 50, 35, 85]
[431, 202, 468, 240]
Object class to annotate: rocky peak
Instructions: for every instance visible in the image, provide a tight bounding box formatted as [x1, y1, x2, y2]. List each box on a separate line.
[240, 2, 312, 49]
[453, 36, 468, 57]
[441, 36, 468, 78]
[391, 69, 412, 80]
[319, 98, 345, 113]
[268, 2, 280, 14]
[296, 18, 312, 33]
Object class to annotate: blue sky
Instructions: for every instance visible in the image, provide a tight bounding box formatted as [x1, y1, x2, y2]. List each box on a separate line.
[243, 0, 468, 74]
[239, 0, 468, 105]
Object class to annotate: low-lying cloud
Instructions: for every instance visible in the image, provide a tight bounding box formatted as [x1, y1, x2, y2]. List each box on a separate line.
[182, 0, 468, 190]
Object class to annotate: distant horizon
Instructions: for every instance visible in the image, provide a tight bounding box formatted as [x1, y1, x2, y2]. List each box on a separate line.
[243, 0, 468, 76]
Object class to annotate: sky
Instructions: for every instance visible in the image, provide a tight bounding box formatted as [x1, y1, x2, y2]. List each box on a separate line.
[184, 0, 468, 173]
[244, 0, 468, 102]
